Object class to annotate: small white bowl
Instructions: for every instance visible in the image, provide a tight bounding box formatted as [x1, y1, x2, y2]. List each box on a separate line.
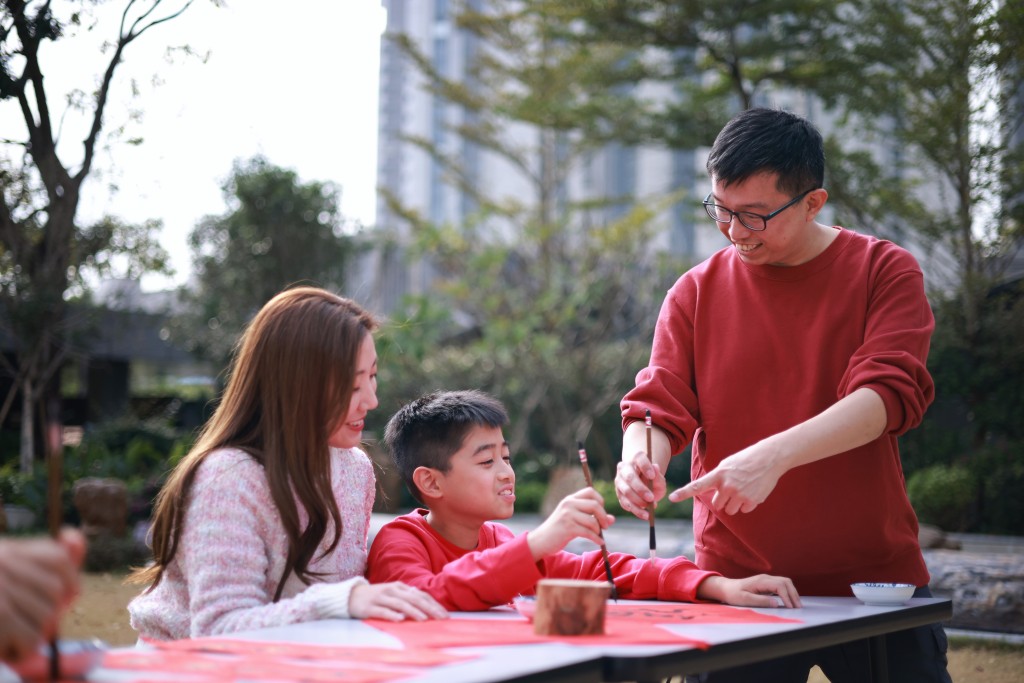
[851, 582, 916, 606]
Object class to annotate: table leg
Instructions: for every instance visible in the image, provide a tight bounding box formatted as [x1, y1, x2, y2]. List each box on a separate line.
[869, 634, 888, 683]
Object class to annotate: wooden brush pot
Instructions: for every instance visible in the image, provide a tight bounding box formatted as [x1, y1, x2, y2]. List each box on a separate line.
[533, 578, 610, 636]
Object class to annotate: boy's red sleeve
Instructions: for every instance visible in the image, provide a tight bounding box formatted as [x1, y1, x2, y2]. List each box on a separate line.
[544, 550, 719, 602]
[366, 521, 543, 611]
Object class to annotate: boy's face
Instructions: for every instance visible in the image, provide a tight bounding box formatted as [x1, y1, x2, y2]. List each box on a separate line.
[435, 424, 515, 522]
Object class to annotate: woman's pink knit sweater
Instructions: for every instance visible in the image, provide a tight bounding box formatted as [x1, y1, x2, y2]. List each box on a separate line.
[128, 447, 375, 640]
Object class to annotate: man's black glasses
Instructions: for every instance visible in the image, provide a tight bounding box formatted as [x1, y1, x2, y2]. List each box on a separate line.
[703, 188, 816, 231]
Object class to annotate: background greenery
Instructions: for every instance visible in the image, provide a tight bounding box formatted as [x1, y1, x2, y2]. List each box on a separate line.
[1, 0, 1022, 540]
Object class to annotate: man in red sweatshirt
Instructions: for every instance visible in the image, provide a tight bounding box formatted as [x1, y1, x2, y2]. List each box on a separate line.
[617, 107, 951, 682]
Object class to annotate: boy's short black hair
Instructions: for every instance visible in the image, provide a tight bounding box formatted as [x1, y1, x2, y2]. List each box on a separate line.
[384, 390, 509, 504]
[706, 107, 825, 196]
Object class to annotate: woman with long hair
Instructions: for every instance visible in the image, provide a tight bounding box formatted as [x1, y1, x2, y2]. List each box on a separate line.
[128, 287, 446, 639]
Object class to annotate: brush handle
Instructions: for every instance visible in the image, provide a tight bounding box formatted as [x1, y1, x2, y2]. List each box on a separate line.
[577, 443, 619, 599]
[44, 403, 62, 682]
[598, 545, 616, 583]
[576, 446, 605, 539]
[644, 411, 657, 557]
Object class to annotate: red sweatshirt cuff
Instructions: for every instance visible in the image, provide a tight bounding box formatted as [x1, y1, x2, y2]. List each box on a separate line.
[656, 557, 721, 602]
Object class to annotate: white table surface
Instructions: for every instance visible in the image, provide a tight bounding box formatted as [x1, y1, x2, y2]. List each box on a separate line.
[70, 597, 952, 683]
[80, 610, 603, 683]
[596, 596, 953, 681]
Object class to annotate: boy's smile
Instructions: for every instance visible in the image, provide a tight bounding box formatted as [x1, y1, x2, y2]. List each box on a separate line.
[423, 425, 515, 548]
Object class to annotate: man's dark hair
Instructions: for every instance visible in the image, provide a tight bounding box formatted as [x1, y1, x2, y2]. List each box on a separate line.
[706, 107, 825, 195]
[384, 390, 509, 504]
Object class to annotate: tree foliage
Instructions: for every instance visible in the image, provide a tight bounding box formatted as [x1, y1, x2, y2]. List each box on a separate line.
[499, 0, 1024, 455]
[176, 155, 360, 367]
[529, 0, 838, 144]
[376, 204, 683, 481]
[535, 0, 1023, 291]
[376, 4, 689, 478]
[380, 0, 1024, 499]
[0, 0, 199, 470]
[810, 0, 1024, 453]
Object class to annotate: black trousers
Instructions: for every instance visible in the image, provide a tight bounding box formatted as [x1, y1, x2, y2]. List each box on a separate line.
[685, 587, 952, 683]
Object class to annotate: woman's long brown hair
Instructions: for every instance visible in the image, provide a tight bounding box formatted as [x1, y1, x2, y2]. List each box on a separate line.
[129, 287, 378, 601]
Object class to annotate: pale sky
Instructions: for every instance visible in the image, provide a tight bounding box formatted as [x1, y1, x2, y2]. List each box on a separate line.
[37, 0, 387, 291]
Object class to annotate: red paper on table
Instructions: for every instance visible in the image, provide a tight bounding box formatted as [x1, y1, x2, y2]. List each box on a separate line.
[235, 659, 414, 682]
[103, 650, 416, 682]
[605, 602, 802, 625]
[367, 603, 800, 650]
[150, 637, 470, 666]
[103, 651, 227, 675]
[367, 617, 710, 649]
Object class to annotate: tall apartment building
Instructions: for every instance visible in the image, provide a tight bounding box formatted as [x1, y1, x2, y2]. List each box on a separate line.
[354, 0, 954, 314]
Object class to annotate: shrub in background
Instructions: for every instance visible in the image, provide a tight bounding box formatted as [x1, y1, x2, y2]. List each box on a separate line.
[968, 442, 1024, 535]
[512, 481, 547, 513]
[0, 417, 195, 535]
[83, 532, 152, 573]
[0, 462, 47, 514]
[0, 464, 44, 533]
[590, 480, 625, 517]
[907, 464, 976, 531]
[70, 418, 182, 481]
[69, 421, 196, 527]
[590, 479, 693, 520]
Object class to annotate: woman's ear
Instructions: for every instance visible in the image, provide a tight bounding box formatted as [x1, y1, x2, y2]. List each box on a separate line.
[412, 466, 444, 501]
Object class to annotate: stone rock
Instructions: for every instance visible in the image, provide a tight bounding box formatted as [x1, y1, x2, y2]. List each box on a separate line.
[919, 523, 962, 550]
[924, 549, 1024, 633]
[2, 504, 36, 532]
[72, 477, 128, 538]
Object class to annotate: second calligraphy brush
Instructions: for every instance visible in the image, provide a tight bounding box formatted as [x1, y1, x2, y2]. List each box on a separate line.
[44, 402, 62, 682]
[645, 410, 657, 559]
[576, 441, 618, 601]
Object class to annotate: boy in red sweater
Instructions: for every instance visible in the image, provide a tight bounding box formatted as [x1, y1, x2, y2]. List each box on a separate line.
[366, 389, 799, 612]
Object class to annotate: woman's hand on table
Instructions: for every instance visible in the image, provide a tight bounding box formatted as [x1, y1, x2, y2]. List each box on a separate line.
[349, 581, 448, 622]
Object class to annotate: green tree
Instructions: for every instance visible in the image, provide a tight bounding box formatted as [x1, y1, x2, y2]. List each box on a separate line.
[531, 0, 837, 144]
[532, 0, 938, 248]
[0, 0, 199, 471]
[487, 0, 1024, 459]
[376, 205, 682, 480]
[376, 3, 687, 478]
[177, 156, 360, 366]
[809, 0, 1024, 452]
[376, 0, 908, 476]
[378, 0, 1024, 478]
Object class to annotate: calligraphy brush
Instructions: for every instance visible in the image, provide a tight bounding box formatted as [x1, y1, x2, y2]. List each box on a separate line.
[576, 441, 618, 601]
[645, 410, 657, 559]
[44, 404, 62, 681]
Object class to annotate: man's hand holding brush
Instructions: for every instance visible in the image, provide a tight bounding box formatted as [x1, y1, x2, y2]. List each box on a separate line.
[615, 419, 671, 520]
